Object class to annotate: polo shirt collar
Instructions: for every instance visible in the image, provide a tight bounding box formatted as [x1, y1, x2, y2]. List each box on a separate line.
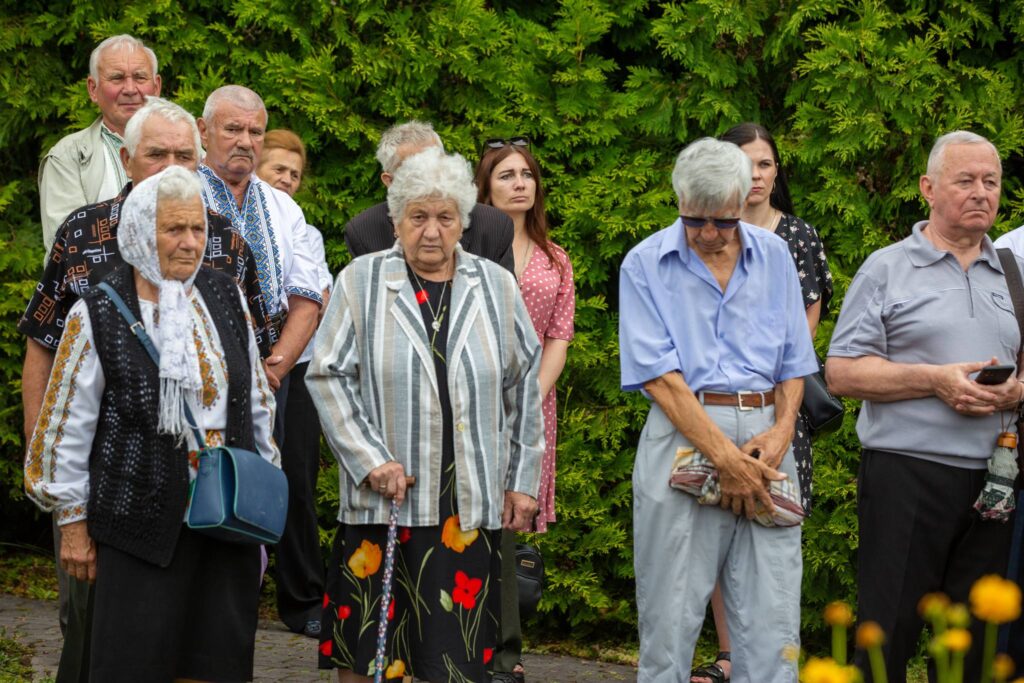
[658, 217, 755, 265]
[907, 220, 1003, 272]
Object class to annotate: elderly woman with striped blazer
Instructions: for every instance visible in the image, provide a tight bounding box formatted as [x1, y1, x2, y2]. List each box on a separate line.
[307, 146, 544, 683]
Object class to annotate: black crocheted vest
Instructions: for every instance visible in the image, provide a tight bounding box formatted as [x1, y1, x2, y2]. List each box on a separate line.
[84, 265, 255, 567]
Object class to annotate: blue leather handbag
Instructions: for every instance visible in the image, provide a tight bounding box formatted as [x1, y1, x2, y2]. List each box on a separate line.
[98, 282, 288, 545]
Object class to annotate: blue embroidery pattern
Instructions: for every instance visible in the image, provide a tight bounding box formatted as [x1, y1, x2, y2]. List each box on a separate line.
[198, 165, 284, 315]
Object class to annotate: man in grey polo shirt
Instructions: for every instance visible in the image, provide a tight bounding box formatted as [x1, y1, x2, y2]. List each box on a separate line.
[827, 131, 1023, 683]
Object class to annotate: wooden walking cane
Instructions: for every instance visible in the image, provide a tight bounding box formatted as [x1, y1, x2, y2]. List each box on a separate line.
[371, 476, 416, 683]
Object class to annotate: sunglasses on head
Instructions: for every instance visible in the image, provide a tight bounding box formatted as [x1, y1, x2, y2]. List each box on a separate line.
[679, 215, 741, 230]
[484, 136, 530, 150]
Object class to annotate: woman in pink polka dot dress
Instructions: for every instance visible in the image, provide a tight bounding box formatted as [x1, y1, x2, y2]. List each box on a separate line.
[476, 138, 575, 681]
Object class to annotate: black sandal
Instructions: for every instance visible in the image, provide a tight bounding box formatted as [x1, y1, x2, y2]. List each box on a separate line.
[690, 651, 731, 683]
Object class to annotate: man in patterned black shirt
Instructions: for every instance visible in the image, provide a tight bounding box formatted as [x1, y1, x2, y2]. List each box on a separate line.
[20, 96, 269, 682]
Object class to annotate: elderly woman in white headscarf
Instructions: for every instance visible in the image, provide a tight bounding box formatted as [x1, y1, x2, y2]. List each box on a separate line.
[307, 147, 544, 683]
[24, 165, 279, 682]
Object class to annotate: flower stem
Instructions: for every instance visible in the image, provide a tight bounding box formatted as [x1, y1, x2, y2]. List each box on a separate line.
[951, 650, 965, 683]
[980, 621, 997, 683]
[868, 645, 888, 683]
[833, 625, 847, 665]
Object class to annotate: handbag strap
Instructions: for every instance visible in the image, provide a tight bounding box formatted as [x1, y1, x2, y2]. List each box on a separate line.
[998, 248, 1024, 354]
[96, 282, 206, 449]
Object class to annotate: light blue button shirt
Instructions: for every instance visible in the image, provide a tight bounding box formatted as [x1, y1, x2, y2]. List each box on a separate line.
[619, 219, 817, 394]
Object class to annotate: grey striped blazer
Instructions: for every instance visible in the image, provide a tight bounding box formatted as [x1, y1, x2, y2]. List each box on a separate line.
[306, 244, 544, 530]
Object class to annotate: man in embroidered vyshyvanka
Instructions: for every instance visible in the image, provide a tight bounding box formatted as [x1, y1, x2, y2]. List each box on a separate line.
[255, 129, 333, 641]
[20, 95, 270, 683]
[619, 138, 817, 683]
[38, 35, 162, 254]
[197, 86, 321, 389]
[827, 132, 1023, 683]
[197, 85, 323, 636]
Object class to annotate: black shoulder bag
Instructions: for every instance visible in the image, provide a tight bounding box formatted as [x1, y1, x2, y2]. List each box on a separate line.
[800, 354, 845, 436]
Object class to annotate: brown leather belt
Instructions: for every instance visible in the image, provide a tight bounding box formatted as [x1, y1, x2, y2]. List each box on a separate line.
[701, 390, 775, 410]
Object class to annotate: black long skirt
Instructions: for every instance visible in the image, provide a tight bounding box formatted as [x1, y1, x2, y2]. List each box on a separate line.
[318, 458, 501, 682]
[89, 526, 261, 682]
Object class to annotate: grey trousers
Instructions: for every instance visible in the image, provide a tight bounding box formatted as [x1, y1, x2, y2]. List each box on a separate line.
[633, 403, 801, 683]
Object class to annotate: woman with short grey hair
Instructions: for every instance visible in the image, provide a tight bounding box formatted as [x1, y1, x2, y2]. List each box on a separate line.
[308, 146, 544, 683]
[24, 165, 279, 681]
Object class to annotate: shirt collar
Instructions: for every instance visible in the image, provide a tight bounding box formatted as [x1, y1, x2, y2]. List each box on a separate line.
[99, 122, 124, 145]
[906, 220, 1002, 272]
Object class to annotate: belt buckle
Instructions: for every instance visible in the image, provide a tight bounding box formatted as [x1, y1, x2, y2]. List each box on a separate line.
[736, 390, 754, 411]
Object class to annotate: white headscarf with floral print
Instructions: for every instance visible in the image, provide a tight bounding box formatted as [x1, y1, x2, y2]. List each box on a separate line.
[118, 166, 208, 441]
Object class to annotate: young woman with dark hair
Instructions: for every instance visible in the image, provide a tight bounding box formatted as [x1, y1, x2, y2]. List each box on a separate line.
[476, 139, 576, 683]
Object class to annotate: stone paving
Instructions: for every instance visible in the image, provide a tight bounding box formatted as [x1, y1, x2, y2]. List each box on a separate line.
[0, 594, 637, 682]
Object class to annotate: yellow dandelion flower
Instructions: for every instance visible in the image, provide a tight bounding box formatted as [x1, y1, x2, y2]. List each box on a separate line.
[856, 621, 885, 649]
[947, 603, 971, 628]
[800, 657, 856, 683]
[940, 628, 972, 653]
[970, 575, 1022, 624]
[919, 592, 951, 620]
[824, 601, 854, 628]
[993, 653, 1014, 681]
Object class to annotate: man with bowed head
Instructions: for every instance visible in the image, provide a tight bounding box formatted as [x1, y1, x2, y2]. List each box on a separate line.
[619, 137, 817, 682]
[39, 34, 162, 253]
[828, 131, 1024, 683]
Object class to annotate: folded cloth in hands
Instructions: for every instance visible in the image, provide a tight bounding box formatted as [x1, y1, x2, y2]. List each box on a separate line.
[973, 442, 1018, 522]
[669, 446, 805, 527]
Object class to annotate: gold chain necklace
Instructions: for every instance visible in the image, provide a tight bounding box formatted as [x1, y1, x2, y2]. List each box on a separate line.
[410, 269, 450, 361]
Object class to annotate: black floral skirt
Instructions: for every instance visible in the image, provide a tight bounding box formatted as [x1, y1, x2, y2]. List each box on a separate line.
[319, 462, 500, 682]
[794, 412, 814, 515]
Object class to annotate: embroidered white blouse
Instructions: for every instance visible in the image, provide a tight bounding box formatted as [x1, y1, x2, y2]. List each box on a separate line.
[24, 288, 279, 526]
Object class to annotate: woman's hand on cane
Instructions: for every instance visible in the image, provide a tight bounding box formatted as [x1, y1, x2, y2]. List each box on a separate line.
[365, 463, 414, 505]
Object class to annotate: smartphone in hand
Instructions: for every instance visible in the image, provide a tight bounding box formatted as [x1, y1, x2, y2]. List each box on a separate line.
[974, 364, 1016, 385]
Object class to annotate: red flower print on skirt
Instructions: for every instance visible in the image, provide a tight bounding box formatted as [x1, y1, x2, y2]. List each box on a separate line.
[452, 570, 483, 610]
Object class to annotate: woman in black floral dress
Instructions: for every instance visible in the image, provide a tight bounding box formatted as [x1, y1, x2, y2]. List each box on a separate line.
[689, 124, 833, 683]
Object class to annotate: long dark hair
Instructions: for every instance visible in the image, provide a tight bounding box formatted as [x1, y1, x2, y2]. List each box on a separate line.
[475, 145, 563, 274]
[720, 123, 794, 215]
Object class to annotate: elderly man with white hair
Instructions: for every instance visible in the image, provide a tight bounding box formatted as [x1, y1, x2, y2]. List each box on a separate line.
[619, 138, 816, 683]
[39, 34, 162, 252]
[197, 85, 321, 389]
[828, 131, 1023, 683]
[308, 147, 542, 682]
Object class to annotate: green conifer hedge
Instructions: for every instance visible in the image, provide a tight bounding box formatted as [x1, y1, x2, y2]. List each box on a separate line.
[3, 0, 1024, 648]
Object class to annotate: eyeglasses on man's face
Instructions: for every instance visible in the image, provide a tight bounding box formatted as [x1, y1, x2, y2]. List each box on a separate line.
[679, 215, 741, 230]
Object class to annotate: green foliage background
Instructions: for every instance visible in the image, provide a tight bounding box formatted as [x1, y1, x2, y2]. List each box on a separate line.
[3, 0, 1024, 651]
